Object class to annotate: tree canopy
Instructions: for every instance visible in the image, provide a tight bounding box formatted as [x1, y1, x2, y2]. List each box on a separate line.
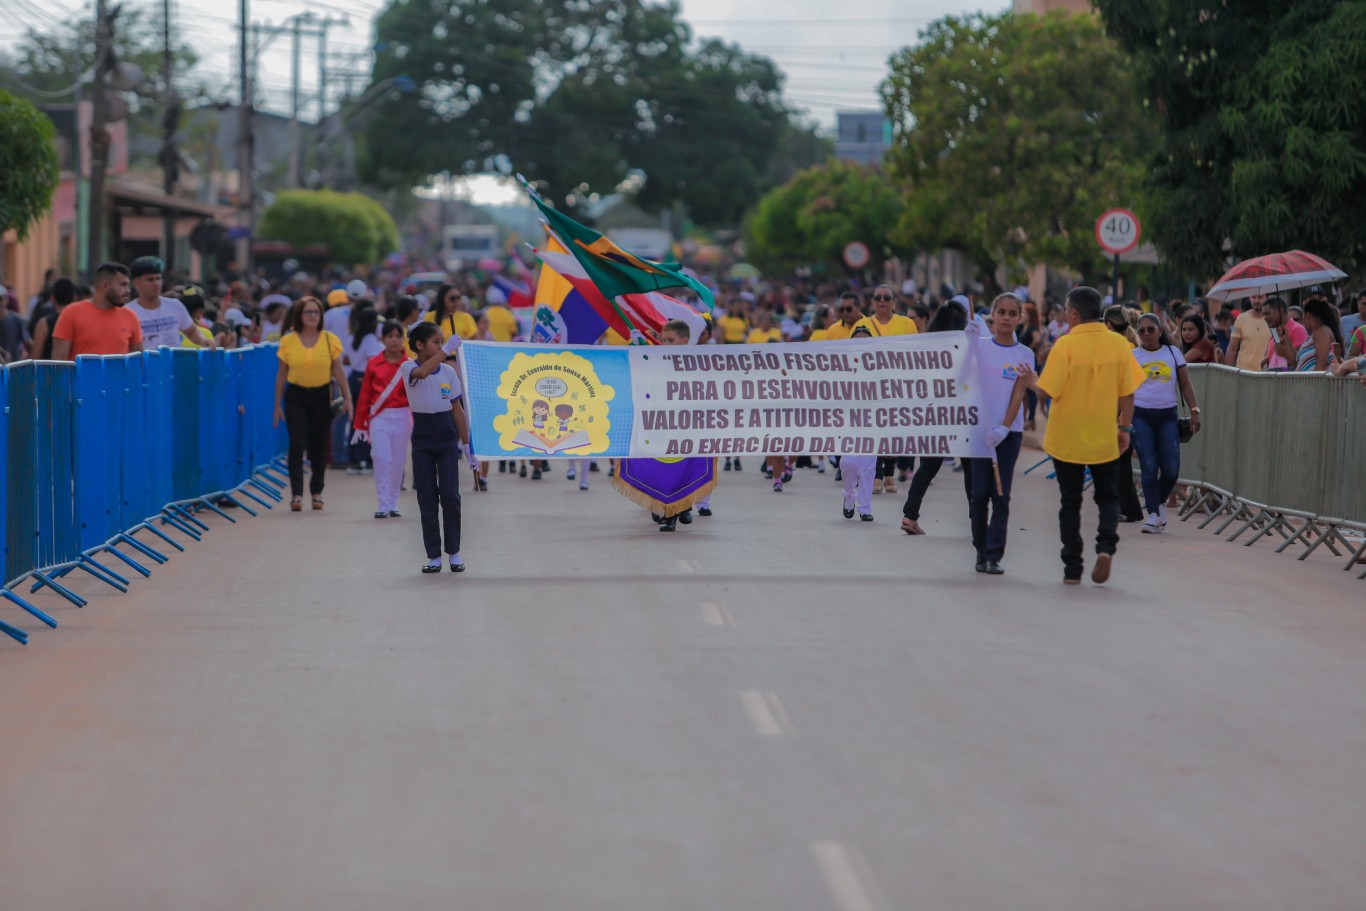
[881, 11, 1149, 280]
[360, 0, 823, 226]
[1095, 0, 1366, 276]
[259, 190, 401, 267]
[0, 89, 61, 241]
[743, 160, 903, 275]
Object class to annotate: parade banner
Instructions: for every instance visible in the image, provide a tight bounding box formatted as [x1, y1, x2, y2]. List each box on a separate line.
[459, 335, 991, 460]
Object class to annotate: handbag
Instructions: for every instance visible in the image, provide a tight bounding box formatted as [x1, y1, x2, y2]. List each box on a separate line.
[1168, 344, 1194, 443]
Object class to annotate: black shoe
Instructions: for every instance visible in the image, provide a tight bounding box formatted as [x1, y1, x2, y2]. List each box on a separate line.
[422, 563, 442, 574]
[477, 479, 488, 491]
[531, 468, 542, 480]
[733, 459, 742, 472]
[975, 561, 989, 573]
[607, 465, 614, 477]
[450, 561, 466, 573]
[898, 471, 908, 483]
[374, 511, 387, 519]
[589, 462, 600, 473]
[651, 512, 663, 523]
[498, 460, 507, 473]
[843, 503, 855, 519]
[698, 506, 712, 517]
[659, 517, 678, 532]
[782, 470, 794, 483]
[835, 469, 843, 481]
[724, 459, 732, 471]
[986, 561, 1004, 575]
[860, 513, 874, 522]
[388, 510, 402, 518]
[678, 509, 693, 525]
[519, 464, 527, 477]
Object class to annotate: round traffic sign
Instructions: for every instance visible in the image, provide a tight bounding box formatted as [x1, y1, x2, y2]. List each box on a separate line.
[1096, 209, 1141, 255]
[843, 241, 870, 270]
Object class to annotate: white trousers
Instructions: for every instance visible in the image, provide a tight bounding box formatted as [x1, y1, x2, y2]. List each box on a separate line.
[370, 408, 413, 512]
[841, 454, 876, 515]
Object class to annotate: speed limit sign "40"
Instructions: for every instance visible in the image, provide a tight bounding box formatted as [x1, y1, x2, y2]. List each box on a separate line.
[1096, 208, 1141, 255]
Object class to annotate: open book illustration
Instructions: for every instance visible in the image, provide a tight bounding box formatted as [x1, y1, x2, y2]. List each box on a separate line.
[510, 428, 592, 455]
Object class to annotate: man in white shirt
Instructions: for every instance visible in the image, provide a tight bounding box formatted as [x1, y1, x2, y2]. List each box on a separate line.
[126, 257, 215, 350]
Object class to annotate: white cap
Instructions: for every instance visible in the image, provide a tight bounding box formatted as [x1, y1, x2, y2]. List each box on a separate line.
[950, 294, 972, 310]
[346, 279, 369, 301]
[485, 286, 507, 305]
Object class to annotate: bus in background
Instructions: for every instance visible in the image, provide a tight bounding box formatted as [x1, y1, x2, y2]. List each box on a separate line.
[442, 224, 500, 272]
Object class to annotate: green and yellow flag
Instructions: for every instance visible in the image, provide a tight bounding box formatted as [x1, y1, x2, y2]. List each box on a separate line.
[519, 176, 714, 311]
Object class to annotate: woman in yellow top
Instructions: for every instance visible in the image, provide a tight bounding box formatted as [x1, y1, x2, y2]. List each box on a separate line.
[719, 307, 749, 343]
[807, 305, 836, 341]
[853, 286, 918, 336]
[746, 309, 782, 343]
[424, 283, 478, 342]
[273, 297, 353, 511]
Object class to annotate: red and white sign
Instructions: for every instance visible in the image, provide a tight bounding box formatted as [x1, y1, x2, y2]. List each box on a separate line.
[1095, 209, 1141, 255]
[843, 241, 870, 270]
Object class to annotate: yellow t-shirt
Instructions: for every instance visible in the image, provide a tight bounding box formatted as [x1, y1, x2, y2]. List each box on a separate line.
[278, 331, 343, 388]
[853, 314, 918, 337]
[746, 327, 782, 344]
[1036, 323, 1146, 465]
[719, 315, 748, 343]
[808, 329, 829, 341]
[424, 310, 478, 340]
[824, 321, 856, 341]
[1230, 311, 1271, 371]
[485, 305, 519, 342]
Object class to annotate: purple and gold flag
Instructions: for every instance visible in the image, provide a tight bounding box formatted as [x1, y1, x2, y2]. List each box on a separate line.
[612, 458, 717, 517]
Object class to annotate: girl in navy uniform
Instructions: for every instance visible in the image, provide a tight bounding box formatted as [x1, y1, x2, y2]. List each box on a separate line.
[403, 322, 477, 573]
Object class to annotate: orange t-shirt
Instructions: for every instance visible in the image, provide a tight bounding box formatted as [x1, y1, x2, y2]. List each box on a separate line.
[52, 300, 144, 356]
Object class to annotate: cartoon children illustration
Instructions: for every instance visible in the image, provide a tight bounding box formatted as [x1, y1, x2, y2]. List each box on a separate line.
[555, 403, 573, 434]
[531, 400, 549, 430]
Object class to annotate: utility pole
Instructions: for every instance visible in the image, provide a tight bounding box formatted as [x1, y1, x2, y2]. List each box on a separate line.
[87, 0, 116, 277]
[289, 14, 303, 188]
[160, 0, 179, 271]
[236, 0, 253, 278]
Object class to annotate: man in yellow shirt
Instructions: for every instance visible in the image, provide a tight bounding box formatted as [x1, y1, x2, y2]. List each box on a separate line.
[1023, 286, 1146, 586]
[853, 285, 917, 336]
[823, 291, 863, 341]
[484, 303, 520, 342]
[718, 301, 749, 343]
[746, 309, 782, 344]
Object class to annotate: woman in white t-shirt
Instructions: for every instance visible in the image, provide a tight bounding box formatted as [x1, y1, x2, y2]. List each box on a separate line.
[1131, 314, 1202, 533]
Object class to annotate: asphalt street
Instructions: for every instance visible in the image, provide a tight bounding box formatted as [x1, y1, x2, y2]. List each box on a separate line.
[2, 453, 1364, 910]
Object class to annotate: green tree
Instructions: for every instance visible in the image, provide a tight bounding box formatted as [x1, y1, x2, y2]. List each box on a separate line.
[1, 10, 204, 162]
[259, 190, 400, 266]
[881, 11, 1149, 279]
[1095, 0, 1366, 275]
[361, 0, 812, 226]
[0, 89, 61, 241]
[743, 160, 903, 274]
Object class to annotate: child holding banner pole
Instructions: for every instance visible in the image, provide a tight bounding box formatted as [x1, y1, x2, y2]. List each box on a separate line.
[404, 322, 478, 573]
[965, 293, 1034, 575]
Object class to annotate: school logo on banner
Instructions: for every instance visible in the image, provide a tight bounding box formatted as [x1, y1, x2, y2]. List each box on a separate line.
[529, 304, 568, 345]
[491, 351, 615, 455]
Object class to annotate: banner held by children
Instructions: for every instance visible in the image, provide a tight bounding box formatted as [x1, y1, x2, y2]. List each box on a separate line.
[459, 334, 991, 460]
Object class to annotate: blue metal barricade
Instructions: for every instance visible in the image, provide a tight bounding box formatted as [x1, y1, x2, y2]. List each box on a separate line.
[1, 345, 286, 644]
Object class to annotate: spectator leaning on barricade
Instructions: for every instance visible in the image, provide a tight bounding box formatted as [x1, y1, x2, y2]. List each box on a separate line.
[1020, 286, 1146, 586]
[126, 256, 216, 351]
[1340, 290, 1365, 347]
[1295, 299, 1341, 372]
[50, 262, 141, 359]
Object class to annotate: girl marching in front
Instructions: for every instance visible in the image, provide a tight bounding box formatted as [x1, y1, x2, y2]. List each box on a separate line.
[404, 321, 478, 573]
[352, 319, 412, 519]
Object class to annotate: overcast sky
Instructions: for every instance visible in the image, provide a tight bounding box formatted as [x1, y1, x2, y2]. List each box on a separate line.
[5, 0, 1006, 126]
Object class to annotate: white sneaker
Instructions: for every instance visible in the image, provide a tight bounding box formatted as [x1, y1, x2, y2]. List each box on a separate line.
[1141, 514, 1164, 534]
[567, 468, 576, 480]
[1158, 504, 1168, 527]
[579, 480, 589, 491]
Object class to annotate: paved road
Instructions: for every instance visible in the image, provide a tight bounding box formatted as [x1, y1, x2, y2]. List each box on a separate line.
[2, 453, 1365, 910]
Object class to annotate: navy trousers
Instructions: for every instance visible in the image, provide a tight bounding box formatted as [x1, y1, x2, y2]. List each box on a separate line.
[966, 431, 1023, 562]
[411, 412, 462, 559]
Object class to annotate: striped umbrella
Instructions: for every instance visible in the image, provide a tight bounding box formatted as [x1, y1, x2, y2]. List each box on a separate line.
[1206, 250, 1346, 302]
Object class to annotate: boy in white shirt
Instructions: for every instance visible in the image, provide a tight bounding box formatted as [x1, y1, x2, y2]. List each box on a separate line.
[968, 293, 1034, 574]
[839, 325, 877, 521]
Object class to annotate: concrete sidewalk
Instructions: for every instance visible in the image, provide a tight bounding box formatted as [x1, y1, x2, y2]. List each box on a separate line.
[2, 454, 1364, 910]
